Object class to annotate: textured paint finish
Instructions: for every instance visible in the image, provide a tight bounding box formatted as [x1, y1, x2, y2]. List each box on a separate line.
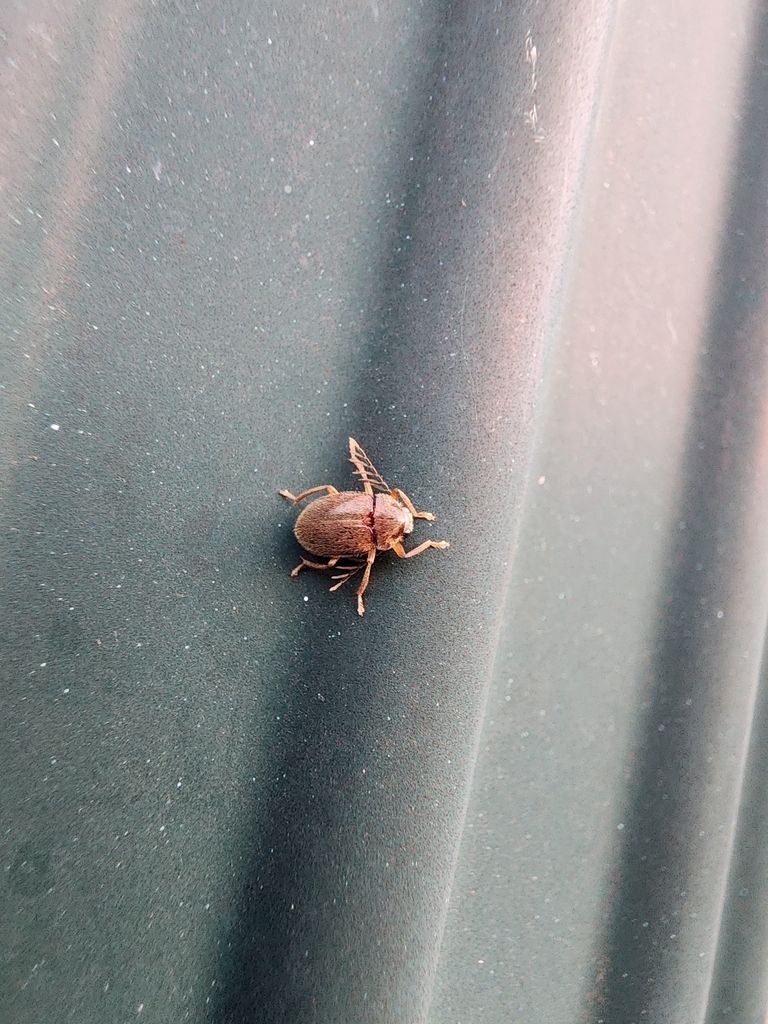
[2, 0, 764, 1021]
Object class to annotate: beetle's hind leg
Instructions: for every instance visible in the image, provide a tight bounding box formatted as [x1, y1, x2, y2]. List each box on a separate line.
[290, 555, 341, 577]
[328, 561, 364, 591]
[279, 484, 339, 504]
[326, 548, 375, 615]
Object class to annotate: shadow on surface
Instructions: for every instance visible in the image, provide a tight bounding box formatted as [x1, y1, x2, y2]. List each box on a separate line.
[209, 5, 464, 1022]
[704, 635, 768, 1020]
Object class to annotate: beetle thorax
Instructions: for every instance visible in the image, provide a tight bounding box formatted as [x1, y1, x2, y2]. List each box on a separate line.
[374, 494, 413, 551]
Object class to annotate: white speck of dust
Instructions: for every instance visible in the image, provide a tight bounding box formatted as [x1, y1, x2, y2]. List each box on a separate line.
[50, 423, 60, 431]
[303, 596, 309, 602]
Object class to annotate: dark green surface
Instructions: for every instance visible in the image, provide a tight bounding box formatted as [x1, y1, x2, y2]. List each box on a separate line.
[2, 0, 767, 1022]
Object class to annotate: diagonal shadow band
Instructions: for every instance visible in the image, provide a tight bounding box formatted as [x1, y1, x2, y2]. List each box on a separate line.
[208, 1, 598, 1020]
[210, 4, 500, 1020]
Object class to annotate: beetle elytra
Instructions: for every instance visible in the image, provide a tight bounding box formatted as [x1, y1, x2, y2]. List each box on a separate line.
[279, 437, 449, 615]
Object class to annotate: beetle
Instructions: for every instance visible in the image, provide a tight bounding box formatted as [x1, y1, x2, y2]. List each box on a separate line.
[279, 437, 449, 615]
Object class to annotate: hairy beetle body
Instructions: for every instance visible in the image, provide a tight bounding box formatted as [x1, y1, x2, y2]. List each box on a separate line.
[279, 438, 448, 615]
[295, 492, 414, 558]
[295, 492, 374, 557]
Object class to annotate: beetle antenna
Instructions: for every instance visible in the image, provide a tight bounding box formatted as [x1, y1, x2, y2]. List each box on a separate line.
[349, 438, 390, 493]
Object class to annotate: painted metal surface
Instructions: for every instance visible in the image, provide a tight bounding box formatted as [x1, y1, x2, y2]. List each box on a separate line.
[1, 0, 765, 1021]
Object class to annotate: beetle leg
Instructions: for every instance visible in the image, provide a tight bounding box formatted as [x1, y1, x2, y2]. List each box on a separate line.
[389, 489, 435, 521]
[392, 539, 450, 559]
[355, 548, 377, 615]
[290, 556, 340, 577]
[328, 562, 363, 591]
[279, 485, 339, 504]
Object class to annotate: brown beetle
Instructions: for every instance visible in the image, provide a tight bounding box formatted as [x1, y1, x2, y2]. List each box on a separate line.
[279, 438, 449, 615]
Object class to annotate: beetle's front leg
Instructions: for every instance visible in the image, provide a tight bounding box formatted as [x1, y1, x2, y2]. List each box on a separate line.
[390, 489, 435, 521]
[279, 484, 339, 504]
[290, 556, 340, 577]
[392, 539, 449, 559]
